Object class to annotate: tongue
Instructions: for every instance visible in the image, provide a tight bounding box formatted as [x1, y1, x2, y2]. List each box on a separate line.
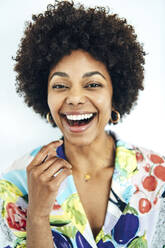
[73, 120, 87, 126]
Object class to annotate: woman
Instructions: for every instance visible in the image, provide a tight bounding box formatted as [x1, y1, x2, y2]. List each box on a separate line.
[0, 1, 164, 247]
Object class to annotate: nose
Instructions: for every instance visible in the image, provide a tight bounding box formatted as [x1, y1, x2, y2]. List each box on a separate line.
[66, 88, 86, 105]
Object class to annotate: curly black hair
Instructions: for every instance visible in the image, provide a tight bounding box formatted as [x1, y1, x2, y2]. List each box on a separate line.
[14, 0, 145, 127]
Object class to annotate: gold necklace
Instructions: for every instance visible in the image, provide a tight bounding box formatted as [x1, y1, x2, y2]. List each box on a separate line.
[79, 140, 116, 182]
[84, 173, 91, 182]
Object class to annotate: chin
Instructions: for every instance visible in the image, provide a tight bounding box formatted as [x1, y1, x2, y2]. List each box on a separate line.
[64, 133, 97, 147]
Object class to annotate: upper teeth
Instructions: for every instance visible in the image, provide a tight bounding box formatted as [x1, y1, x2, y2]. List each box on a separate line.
[66, 113, 94, 120]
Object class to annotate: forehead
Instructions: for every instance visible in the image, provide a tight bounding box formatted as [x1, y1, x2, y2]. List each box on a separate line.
[49, 50, 111, 80]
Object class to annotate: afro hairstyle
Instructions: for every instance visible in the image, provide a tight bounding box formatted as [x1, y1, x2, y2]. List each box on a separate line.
[14, 0, 146, 127]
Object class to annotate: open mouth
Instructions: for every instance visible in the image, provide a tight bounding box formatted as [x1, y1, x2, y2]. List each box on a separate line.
[61, 113, 97, 127]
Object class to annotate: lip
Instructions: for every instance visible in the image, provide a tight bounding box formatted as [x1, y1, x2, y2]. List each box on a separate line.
[61, 113, 97, 133]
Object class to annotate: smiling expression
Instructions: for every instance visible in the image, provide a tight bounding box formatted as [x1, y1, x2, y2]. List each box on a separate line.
[47, 50, 113, 146]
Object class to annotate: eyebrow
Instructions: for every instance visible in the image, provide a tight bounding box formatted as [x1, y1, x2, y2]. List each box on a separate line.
[83, 71, 106, 80]
[49, 71, 106, 81]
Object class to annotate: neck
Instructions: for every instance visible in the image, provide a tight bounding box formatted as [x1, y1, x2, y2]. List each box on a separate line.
[64, 132, 115, 176]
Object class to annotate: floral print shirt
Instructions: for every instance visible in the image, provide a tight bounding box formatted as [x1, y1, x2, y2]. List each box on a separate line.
[0, 134, 165, 248]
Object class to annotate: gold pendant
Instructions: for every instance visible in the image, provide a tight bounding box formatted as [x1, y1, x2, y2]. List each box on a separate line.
[84, 173, 91, 182]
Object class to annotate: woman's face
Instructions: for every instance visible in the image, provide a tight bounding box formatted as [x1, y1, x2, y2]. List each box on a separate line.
[47, 50, 113, 146]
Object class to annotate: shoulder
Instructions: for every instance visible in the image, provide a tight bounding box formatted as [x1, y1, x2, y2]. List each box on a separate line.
[118, 139, 165, 196]
[114, 131, 165, 166]
[1, 146, 42, 177]
[132, 143, 165, 167]
[0, 146, 44, 245]
[0, 146, 43, 198]
[114, 134, 165, 183]
[0, 143, 64, 193]
[132, 144, 165, 188]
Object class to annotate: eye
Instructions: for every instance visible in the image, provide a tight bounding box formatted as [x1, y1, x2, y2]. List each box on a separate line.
[52, 84, 69, 89]
[85, 82, 102, 88]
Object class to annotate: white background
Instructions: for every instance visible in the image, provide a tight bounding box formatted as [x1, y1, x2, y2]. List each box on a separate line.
[0, 0, 164, 171]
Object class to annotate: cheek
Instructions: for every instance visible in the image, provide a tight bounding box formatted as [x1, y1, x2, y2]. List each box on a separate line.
[47, 91, 52, 107]
[95, 93, 112, 121]
[96, 97, 111, 106]
[47, 94, 59, 116]
[95, 92, 112, 109]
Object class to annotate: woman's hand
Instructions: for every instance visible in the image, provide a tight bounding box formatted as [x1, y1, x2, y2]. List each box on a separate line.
[26, 140, 72, 221]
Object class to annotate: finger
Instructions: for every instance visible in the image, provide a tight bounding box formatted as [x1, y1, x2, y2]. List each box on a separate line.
[49, 168, 72, 188]
[39, 158, 72, 180]
[41, 140, 64, 163]
[30, 157, 72, 180]
[27, 140, 63, 171]
[35, 140, 63, 164]
[27, 156, 58, 179]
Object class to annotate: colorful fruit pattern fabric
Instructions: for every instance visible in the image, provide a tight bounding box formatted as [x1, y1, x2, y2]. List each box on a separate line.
[0, 133, 165, 247]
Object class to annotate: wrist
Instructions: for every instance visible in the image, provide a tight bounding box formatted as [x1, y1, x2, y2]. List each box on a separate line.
[27, 211, 50, 224]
